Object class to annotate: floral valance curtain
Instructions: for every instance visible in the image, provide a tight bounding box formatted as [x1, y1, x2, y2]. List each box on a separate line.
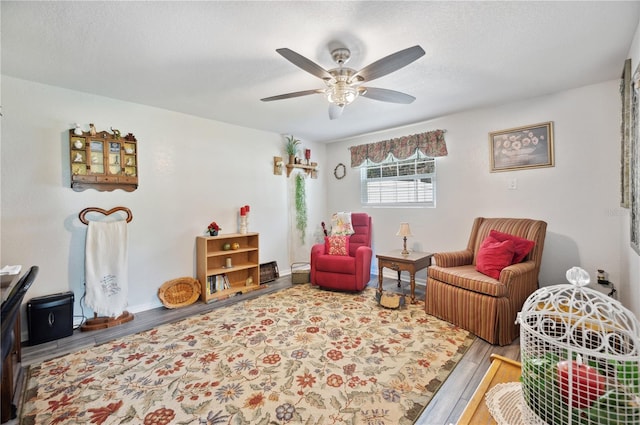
[349, 129, 448, 167]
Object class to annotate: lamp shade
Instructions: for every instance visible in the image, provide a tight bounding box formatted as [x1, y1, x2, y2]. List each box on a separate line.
[396, 223, 413, 237]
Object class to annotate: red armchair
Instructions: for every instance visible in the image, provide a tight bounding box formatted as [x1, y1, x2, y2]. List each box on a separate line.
[310, 213, 372, 291]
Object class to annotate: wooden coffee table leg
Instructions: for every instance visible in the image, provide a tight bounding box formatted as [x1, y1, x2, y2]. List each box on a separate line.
[397, 270, 401, 287]
[378, 264, 384, 295]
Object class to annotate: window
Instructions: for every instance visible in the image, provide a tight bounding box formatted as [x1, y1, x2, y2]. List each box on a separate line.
[360, 155, 436, 207]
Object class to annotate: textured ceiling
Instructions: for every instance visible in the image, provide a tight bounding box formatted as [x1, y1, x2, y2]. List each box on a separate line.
[2, 1, 639, 142]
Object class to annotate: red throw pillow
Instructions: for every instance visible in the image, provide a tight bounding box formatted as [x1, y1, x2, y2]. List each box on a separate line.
[489, 230, 535, 263]
[325, 236, 350, 256]
[476, 235, 516, 279]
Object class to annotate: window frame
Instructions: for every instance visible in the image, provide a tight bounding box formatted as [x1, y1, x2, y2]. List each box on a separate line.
[359, 154, 436, 208]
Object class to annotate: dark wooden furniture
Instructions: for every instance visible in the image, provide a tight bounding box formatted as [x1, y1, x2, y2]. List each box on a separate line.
[2, 266, 39, 423]
[69, 128, 138, 192]
[376, 250, 433, 303]
[1, 273, 20, 424]
[457, 354, 522, 424]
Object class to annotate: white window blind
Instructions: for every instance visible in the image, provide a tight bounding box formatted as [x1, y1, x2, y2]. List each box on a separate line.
[360, 156, 436, 207]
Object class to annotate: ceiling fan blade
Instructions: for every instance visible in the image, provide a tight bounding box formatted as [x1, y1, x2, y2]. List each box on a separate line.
[360, 87, 416, 104]
[261, 89, 324, 102]
[353, 45, 425, 82]
[328, 103, 344, 120]
[276, 48, 333, 80]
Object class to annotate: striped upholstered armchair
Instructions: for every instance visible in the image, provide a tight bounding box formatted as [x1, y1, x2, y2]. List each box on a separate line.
[425, 217, 547, 346]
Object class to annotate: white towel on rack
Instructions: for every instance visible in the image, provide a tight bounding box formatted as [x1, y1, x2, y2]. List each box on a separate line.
[85, 220, 128, 317]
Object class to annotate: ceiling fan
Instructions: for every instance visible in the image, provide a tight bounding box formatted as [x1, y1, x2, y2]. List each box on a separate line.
[260, 45, 425, 120]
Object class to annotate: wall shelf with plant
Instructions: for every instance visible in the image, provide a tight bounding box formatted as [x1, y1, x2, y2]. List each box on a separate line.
[283, 135, 318, 178]
[286, 163, 317, 178]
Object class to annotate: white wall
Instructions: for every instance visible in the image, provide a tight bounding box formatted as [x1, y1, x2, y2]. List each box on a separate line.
[324, 80, 638, 318]
[3, 73, 638, 333]
[1, 77, 326, 329]
[624, 16, 640, 322]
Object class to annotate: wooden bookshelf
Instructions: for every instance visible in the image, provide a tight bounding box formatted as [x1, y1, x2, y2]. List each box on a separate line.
[196, 233, 264, 303]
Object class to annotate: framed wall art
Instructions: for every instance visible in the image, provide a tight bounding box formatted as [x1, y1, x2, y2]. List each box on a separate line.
[621, 58, 632, 208]
[489, 122, 554, 172]
[631, 63, 640, 255]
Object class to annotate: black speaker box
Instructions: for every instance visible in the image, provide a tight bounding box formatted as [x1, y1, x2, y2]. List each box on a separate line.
[27, 291, 74, 345]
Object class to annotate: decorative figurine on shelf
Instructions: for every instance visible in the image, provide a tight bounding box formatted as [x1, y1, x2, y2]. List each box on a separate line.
[74, 139, 83, 149]
[207, 221, 221, 236]
[89, 123, 97, 136]
[73, 123, 83, 135]
[110, 127, 121, 139]
[74, 152, 83, 162]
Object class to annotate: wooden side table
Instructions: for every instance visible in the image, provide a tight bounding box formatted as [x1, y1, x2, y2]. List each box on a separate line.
[376, 250, 433, 303]
[457, 354, 522, 424]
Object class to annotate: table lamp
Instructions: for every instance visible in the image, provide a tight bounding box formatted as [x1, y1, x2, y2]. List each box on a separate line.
[396, 222, 412, 255]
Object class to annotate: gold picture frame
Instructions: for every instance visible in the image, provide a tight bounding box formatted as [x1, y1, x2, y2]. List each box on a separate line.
[489, 122, 554, 172]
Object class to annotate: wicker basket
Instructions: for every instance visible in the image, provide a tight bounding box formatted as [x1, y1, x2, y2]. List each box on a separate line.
[291, 262, 310, 284]
[158, 277, 201, 308]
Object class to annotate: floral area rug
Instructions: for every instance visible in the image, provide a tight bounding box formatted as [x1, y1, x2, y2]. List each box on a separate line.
[21, 284, 474, 425]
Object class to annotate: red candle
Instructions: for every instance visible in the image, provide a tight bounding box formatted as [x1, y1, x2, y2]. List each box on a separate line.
[240, 207, 246, 216]
[245, 205, 250, 212]
[305, 149, 311, 160]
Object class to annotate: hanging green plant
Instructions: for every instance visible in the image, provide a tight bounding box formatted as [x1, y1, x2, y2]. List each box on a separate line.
[295, 173, 307, 244]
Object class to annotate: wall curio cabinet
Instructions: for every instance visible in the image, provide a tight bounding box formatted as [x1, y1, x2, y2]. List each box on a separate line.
[69, 128, 138, 192]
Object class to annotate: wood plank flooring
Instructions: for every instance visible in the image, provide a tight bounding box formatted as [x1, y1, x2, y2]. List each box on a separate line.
[13, 275, 520, 425]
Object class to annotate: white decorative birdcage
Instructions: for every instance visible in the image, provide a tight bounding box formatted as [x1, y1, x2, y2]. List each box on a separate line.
[517, 267, 640, 425]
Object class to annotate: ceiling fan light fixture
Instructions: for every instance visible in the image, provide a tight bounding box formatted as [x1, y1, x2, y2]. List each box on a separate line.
[263, 44, 425, 118]
[326, 82, 358, 106]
